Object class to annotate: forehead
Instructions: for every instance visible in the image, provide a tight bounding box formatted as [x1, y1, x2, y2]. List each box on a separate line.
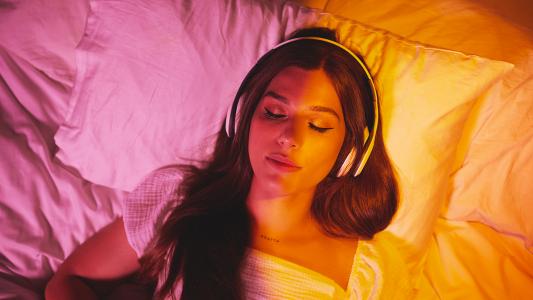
[264, 66, 343, 115]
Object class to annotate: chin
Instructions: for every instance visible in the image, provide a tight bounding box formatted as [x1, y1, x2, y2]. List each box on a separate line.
[254, 174, 316, 197]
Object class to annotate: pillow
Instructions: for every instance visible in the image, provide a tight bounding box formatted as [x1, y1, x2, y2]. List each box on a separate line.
[54, 0, 512, 282]
[312, 14, 513, 280]
[319, 0, 532, 65]
[55, 0, 320, 188]
[316, 0, 533, 257]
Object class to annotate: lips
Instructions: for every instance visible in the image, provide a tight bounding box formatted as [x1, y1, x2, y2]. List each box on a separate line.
[266, 153, 301, 168]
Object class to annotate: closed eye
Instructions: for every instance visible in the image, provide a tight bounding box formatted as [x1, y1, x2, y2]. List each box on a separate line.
[264, 108, 285, 119]
[264, 108, 332, 133]
[308, 123, 332, 133]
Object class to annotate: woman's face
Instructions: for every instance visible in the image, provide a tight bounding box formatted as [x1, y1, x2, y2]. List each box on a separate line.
[248, 66, 346, 197]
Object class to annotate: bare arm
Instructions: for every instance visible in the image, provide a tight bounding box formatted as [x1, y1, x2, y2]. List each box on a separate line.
[45, 217, 141, 300]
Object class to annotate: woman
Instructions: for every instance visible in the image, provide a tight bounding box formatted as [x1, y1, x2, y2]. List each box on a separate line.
[46, 27, 411, 299]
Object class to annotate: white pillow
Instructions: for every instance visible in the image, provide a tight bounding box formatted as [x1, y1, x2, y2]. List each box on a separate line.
[312, 14, 513, 280]
[55, 0, 319, 189]
[54, 0, 512, 283]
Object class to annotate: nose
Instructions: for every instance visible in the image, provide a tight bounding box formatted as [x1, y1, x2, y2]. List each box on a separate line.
[277, 120, 303, 149]
[277, 135, 295, 148]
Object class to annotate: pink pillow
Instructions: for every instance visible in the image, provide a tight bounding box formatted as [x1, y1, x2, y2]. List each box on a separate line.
[55, 0, 319, 190]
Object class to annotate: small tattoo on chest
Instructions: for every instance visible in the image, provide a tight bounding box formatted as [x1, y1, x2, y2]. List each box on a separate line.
[260, 234, 280, 243]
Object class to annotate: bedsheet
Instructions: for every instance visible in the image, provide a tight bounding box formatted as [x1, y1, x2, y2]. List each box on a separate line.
[1, 0, 532, 299]
[0, 1, 124, 297]
[0, 52, 124, 298]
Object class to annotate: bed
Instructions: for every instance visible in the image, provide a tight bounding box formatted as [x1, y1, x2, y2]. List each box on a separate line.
[0, 0, 531, 299]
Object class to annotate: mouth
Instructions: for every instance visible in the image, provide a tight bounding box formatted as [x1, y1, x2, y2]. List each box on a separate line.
[265, 155, 302, 172]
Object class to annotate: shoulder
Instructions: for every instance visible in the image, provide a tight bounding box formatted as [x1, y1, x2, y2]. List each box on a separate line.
[351, 231, 416, 299]
[123, 165, 184, 257]
[130, 165, 184, 195]
[125, 165, 183, 208]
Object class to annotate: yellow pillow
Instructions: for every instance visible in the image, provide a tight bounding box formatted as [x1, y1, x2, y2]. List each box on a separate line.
[315, 14, 512, 279]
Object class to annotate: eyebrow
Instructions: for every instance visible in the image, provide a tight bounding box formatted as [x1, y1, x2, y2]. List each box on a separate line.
[264, 90, 341, 121]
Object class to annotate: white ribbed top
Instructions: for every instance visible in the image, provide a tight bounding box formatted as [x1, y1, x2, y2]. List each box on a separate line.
[123, 166, 415, 299]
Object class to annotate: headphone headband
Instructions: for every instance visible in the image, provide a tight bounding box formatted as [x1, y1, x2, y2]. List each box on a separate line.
[225, 36, 379, 177]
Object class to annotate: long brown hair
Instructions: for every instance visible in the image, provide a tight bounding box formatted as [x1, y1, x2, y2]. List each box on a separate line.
[139, 27, 398, 300]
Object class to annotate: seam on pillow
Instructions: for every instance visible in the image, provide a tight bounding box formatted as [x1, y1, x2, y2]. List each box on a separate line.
[59, 0, 100, 126]
[316, 12, 516, 66]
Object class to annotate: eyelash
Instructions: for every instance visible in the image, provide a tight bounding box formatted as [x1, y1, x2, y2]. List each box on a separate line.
[263, 108, 332, 133]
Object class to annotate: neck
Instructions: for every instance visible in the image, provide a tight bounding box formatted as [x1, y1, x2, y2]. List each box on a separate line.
[246, 180, 320, 243]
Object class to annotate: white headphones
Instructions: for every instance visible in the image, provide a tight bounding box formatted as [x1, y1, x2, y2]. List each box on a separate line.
[225, 37, 379, 178]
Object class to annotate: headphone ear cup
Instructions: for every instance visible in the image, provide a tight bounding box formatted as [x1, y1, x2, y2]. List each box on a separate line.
[225, 102, 234, 137]
[233, 97, 243, 137]
[225, 95, 244, 138]
[336, 147, 356, 177]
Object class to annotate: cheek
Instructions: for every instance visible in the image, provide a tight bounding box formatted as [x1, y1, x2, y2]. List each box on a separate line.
[249, 117, 265, 143]
[302, 127, 345, 177]
[304, 139, 342, 174]
[248, 117, 271, 162]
